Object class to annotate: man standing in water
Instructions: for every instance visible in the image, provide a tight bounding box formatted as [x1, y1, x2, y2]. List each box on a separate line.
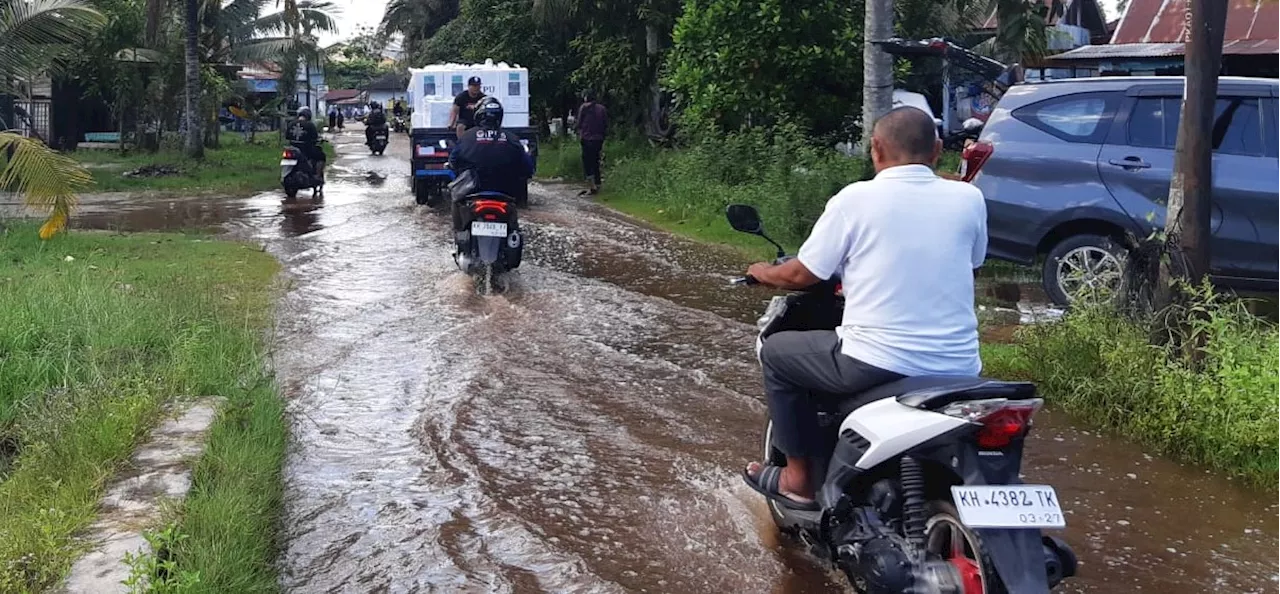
[741, 107, 987, 509]
[449, 76, 487, 138]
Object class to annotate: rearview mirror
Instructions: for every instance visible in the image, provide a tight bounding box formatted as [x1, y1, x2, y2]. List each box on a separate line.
[726, 204, 763, 234]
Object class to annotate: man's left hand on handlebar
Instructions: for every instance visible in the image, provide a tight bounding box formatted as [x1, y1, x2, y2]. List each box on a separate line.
[745, 259, 821, 290]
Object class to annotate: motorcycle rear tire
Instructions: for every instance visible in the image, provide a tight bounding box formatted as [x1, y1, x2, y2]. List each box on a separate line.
[284, 186, 298, 199]
[925, 501, 1008, 594]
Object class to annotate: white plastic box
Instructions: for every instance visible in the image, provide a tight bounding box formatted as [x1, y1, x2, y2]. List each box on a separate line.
[408, 59, 530, 129]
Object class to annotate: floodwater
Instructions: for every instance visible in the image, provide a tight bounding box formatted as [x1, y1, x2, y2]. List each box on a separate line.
[35, 129, 1280, 592]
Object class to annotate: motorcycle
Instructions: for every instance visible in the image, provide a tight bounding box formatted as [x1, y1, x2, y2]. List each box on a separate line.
[280, 140, 326, 199]
[367, 124, 389, 156]
[449, 173, 523, 280]
[944, 118, 985, 152]
[725, 204, 1076, 594]
[392, 115, 408, 134]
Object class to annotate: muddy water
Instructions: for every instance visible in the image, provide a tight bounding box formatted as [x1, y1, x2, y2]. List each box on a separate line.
[40, 129, 1277, 592]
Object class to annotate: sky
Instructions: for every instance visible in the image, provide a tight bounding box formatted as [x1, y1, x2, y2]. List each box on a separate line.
[319, 0, 1127, 48]
[318, 0, 392, 48]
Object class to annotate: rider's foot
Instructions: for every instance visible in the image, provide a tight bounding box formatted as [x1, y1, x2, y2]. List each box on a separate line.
[745, 460, 815, 504]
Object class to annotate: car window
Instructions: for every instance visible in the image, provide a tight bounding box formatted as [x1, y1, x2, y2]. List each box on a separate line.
[1213, 98, 1264, 156]
[1012, 91, 1119, 143]
[1125, 96, 1267, 156]
[1128, 97, 1170, 148]
[1264, 99, 1279, 158]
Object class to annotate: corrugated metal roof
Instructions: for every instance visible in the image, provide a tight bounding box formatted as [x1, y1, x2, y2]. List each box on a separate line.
[1111, 0, 1278, 45]
[1051, 42, 1184, 60]
[1049, 36, 1279, 61]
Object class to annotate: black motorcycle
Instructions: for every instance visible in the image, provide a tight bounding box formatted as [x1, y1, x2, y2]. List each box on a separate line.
[725, 204, 1077, 594]
[367, 125, 389, 156]
[450, 178, 523, 280]
[280, 140, 325, 199]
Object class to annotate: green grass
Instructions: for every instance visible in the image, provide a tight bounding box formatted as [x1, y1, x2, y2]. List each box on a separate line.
[1009, 290, 1278, 487]
[71, 132, 333, 194]
[0, 225, 282, 592]
[537, 136, 963, 257]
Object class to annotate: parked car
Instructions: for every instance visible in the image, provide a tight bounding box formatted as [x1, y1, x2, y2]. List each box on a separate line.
[962, 76, 1279, 305]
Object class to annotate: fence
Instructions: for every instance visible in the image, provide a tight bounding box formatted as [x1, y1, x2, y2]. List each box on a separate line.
[4, 99, 52, 143]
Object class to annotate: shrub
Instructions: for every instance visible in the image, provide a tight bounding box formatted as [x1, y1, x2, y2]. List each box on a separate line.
[1016, 286, 1278, 486]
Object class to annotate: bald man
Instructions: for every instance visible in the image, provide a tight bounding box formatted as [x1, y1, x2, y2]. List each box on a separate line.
[742, 106, 988, 510]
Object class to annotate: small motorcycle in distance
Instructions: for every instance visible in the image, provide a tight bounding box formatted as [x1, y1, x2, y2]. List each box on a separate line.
[725, 204, 1076, 594]
[280, 140, 325, 199]
[367, 124, 389, 156]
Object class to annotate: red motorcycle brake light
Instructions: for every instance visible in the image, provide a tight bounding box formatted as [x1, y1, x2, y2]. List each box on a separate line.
[942, 398, 1042, 450]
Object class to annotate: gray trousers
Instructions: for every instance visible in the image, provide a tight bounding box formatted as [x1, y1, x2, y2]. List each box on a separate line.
[762, 331, 903, 458]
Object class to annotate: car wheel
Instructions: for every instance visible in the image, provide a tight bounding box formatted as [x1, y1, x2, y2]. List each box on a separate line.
[1043, 234, 1126, 306]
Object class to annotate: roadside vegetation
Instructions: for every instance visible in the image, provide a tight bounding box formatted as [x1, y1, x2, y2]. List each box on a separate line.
[0, 226, 282, 592]
[538, 135, 960, 254]
[73, 133, 305, 194]
[1012, 290, 1278, 487]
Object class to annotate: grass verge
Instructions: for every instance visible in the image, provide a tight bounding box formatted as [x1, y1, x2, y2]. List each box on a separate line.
[0, 225, 282, 592]
[537, 135, 961, 257]
[1009, 290, 1276, 487]
[71, 132, 333, 194]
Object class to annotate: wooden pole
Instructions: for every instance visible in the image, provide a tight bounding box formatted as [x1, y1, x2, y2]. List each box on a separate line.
[1163, 0, 1228, 287]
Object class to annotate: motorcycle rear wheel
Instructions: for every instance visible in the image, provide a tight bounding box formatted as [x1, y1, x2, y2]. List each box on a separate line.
[925, 501, 1007, 594]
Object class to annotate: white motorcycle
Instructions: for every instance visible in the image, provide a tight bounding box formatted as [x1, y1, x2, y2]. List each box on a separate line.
[726, 204, 1076, 594]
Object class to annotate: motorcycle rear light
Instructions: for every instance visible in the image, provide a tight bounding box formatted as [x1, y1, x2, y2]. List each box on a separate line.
[960, 140, 993, 182]
[942, 398, 1042, 449]
[472, 199, 509, 214]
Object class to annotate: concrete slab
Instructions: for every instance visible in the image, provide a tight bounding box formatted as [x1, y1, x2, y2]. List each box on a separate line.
[57, 397, 224, 594]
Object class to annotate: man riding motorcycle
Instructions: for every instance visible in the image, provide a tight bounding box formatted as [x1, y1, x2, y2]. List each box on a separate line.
[741, 106, 988, 509]
[286, 107, 325, 186]
[447, 97, 533, 237]
[365, 102, 388, 145]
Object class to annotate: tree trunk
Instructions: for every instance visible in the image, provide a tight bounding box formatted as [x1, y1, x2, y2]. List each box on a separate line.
[643, 22, 671, 143]
[859, 0, 895, 153]
[1155, 0, 1227, 303]
[183, 0, 204, 159]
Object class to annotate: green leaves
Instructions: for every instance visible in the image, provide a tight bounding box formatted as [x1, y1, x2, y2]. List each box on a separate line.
[665, 0, 863, 135]
[0, 0, 106, 85]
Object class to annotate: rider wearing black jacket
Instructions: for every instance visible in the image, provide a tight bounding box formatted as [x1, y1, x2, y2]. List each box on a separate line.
[286, 107, 325, 183]
[365, 103, 388, 144]
[447, 97, 533, 232]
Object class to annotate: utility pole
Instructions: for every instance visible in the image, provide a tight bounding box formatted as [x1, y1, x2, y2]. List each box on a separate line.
[859, 0, 894, 153]
[1159, 0, 1227, 295]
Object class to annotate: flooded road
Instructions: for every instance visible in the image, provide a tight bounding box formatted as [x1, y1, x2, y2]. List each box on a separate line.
[44, 129, 1280, 592]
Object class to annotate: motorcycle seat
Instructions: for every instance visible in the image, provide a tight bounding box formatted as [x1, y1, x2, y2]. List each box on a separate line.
[842, 375, 1037, 413]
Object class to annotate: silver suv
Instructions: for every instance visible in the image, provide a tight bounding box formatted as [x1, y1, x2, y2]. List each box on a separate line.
[963, 76, 1279, 305]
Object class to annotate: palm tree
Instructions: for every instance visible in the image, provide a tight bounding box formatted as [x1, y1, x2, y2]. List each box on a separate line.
[183, 0, 203, 158]
[380, 0, 458, 56]
[0, 0, 104, 238]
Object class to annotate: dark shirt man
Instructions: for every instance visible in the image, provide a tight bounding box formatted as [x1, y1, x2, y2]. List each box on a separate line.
[449, 76, 487, 137]
[449, 127, 533, 201]
[577, 91, 608, 193]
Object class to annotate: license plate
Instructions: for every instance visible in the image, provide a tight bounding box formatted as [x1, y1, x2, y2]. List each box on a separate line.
[417, 146, 434, 156]
[280, 160, 298, 166]
[950, 485, 1066, 529]
[376, 135, 388, 140]
[471, 222, 508, 237]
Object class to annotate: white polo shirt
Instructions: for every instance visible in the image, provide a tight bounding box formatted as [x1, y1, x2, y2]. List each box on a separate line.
[796, 164, 987, 377]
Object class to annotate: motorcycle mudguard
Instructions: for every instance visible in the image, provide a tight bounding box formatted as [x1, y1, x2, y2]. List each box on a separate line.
[956, 439, 1052, 593]
[977, 528, 1050, 594]
[476, 236, 502, 265]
